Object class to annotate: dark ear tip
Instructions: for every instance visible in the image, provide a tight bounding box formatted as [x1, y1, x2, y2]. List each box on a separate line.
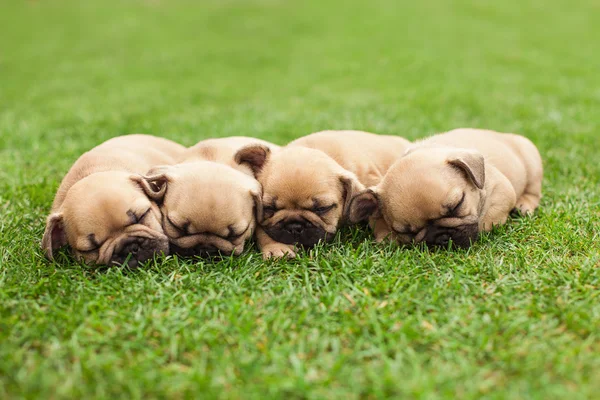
[42, 212, 65, 259]
[235, 144, 269, 162]
[349, 190, 379, 223]
[235, 145, 271, 175]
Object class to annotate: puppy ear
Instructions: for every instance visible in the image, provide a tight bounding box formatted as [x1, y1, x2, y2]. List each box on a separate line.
[448, 150, 485, 189]
[41, 212, 67, 260]
[235, 144, 271, 176]
[131, 172, 170, 201]
[250, 188, 264, 222]
[339, 172, 366, 222]
[348, 189, 381, 223]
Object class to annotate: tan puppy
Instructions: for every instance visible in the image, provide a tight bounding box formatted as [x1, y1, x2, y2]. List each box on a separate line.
[136, 137, 280, 257]
[349, 128, 543, 247]
[42, 135, 186, 267]
[235, 130, 411, 259]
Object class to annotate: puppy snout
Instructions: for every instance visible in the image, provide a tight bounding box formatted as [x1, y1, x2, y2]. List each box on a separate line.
[285, 222, 305, 235]
[124, 242, 140, 255]
[110, 236, 169, 268]
[424, 223, 479, 248]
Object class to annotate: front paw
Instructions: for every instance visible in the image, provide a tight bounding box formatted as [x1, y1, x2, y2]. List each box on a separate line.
[262, 243, 296, 260]
[374, 228, 394, 243]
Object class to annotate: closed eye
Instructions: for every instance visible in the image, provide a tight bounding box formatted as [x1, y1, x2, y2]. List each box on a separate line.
[311, 204, 336, 214]
[448, 193, 466, 216]
[263, 204, 279, 218]
[225, 224, 251, 241]
[79, 234, 102, 253]
[166, 215, 190, 235]
[129, 208, 151, 225]
[136, 208, 151, 223]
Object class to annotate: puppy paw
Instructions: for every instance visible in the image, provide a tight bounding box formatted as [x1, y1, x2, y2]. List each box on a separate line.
[374, 230, 394, 243]
[514, 193, 540, 216]
[261, 244, 296, 260]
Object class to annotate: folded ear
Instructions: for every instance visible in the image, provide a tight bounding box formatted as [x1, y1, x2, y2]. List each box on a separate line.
[131, 170, 171, 201]
[235, 144, 271, 176]
[250, 188, 264, 222]
[41, 212, 67, 260]
[339, 172, 366, 222]
[348, 189, 381, 223]
[447, 150, 485, 189]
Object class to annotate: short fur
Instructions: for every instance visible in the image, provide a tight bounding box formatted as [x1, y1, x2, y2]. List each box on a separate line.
[42, 134, 186, 267]
[138, 137, 280, 257]
[349, 128, 543, 247]
[235, 130, 411, 259]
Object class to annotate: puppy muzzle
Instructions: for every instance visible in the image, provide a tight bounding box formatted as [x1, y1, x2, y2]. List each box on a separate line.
[420, 222, 479, 248]
[263, 218, 331, 247]
[169, 235, 244, 258]
[103, 233, 169, 268]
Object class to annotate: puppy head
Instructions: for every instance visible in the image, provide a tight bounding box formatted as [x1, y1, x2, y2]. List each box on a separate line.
[236, 145, 364, 247]
[136, 161, 261, 257]
[349, 147, 486, 248]
[42, 171, 169, 267]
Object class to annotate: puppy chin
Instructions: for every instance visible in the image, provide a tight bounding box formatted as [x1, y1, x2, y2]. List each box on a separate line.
[263, 220, 332, 247]
[422, 222, 479, 248]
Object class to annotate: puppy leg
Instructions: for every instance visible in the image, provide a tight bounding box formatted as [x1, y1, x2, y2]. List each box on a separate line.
[255, 227, 296, 260]
[506, 134, 543, 215]
[480, 167, 517, 231]
[371, 217, 394, 242]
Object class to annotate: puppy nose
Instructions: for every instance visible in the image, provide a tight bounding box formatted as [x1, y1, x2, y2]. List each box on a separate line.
[285, 222, 305, 235]
[424, 227, 453, 246]
[130, 243, 140, 254]
[124, 242, 140, 255]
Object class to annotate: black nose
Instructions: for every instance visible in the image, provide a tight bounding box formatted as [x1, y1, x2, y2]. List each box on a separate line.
[285, 222, 305, 235]
[126, 242, 140, 255]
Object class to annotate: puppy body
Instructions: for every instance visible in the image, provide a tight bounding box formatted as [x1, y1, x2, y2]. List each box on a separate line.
[236, 130, 411, 258]
[138, 137, 279, 257]
[289, 130, 412, 187]
[43, 134, 186, 267]
[350, 128, 543, 247]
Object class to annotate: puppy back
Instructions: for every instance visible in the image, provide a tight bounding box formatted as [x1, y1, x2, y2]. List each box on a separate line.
[290, 130, 411, 186]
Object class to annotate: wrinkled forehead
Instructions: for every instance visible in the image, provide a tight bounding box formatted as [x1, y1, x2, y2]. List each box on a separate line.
[63, 183, 149, 233]
[171, 184, 254, 211]
[263, 151, 341, 200]
[263, 173, 341, 204]
[379, 162, 459, 223]
[167, 173, 255, 209]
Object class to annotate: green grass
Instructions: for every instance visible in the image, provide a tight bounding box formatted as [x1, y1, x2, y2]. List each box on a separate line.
[1, 0, 599, 398]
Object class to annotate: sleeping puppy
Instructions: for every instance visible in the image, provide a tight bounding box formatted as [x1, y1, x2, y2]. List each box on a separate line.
[42, 134, 186, 267]
[349, 128, 543, 248]
[136, 137, 280, 257]
[235, 130, 411, 259]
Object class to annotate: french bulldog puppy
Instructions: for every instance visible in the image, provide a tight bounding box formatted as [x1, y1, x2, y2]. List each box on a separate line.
[234, 130, 411, 259]
[42, 134, 186, 267]
[349, 128, 543, 248]
[136, 137, 280, 257]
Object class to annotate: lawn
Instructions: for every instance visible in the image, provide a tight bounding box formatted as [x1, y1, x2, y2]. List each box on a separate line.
[1, 0, 599, 398]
